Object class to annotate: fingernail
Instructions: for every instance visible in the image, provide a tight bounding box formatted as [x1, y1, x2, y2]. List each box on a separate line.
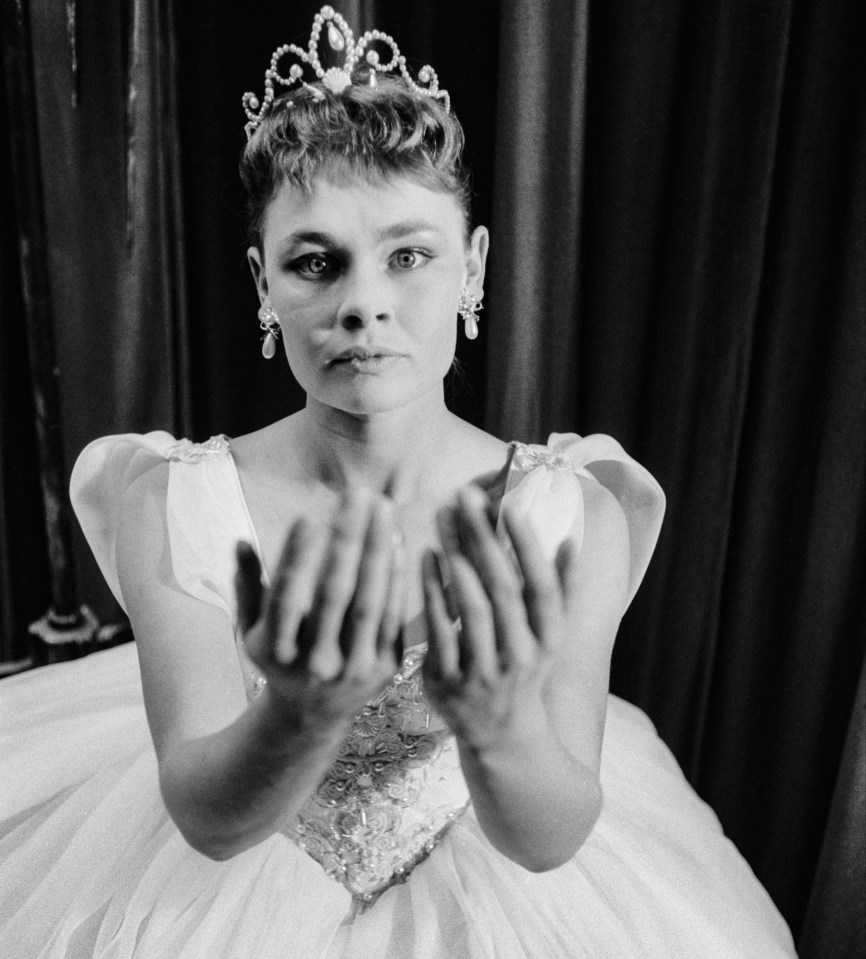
[236, 540, 259, 571]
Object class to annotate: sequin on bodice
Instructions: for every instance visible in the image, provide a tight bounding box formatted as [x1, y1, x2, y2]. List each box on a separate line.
[239, 643, 470, 904]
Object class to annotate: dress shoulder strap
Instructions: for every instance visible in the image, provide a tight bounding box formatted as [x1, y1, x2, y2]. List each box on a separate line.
[70, 432, 253, 625]
[502, 433, 665, 607]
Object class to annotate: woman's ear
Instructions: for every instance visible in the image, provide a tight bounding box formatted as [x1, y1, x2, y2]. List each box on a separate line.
[247, 247, 268, 302]
[464, 226, 489, 297]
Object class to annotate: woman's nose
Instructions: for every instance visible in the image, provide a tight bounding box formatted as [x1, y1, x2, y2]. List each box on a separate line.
[336, 266, 391, 329]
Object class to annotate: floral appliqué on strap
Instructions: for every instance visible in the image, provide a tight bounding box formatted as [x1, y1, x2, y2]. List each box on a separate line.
[167, 435, 231, 463]
[510, 441, 573, 474]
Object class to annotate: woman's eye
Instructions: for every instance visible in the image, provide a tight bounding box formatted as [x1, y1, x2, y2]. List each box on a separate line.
[291, 253, 335, 278]
[392, 249, 430, 270]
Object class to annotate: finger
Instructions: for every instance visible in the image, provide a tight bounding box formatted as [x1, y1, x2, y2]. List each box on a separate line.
[341, 497, 397, 678]
[434, 506, 465, 621]
[377, 522, 407, 660]
[306, 490, 371, 678]
[267, 516, 329, 664]
[422, 549, 460, 680]
[380, 472, 411, 665]
[452, 486, 531, 666]
[502, 502, 562, 650]
[447, 552, 499, 677]
[235, 541, 263, 634]
[555, 536, 582, 622]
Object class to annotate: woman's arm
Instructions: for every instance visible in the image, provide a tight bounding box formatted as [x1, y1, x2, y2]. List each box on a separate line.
[422, 479, 629, 871]
[118, 467, 403, 860]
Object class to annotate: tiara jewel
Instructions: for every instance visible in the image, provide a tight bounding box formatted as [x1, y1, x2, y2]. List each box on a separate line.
[242, 5, 450, 139]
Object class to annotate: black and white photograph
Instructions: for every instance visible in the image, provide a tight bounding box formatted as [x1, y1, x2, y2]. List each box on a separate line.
[0, 1, 862, 956]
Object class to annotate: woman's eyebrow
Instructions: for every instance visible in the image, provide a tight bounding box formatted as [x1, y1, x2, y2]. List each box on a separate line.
[375, 220, 443, 241]
[276, 221, 443, 253]
[277, 230, 339, 252]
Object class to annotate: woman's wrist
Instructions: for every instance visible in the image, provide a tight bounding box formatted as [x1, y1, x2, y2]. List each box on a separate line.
[454, 702, 553, 763]
[255, 683, 351, 751]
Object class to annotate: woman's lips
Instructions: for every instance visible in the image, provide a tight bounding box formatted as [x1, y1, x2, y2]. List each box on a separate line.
[329, 348, 404, 373]
[332, 354, 403, 373]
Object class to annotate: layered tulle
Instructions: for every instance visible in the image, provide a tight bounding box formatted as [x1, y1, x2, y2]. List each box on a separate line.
[0, 643, 795, 959]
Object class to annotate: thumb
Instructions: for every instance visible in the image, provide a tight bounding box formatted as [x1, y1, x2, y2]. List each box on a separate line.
[235, 541, 264, 633]
[555, 536, 581, 614]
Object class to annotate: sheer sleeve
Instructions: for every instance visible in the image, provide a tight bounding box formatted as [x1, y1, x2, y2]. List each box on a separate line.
[501, 433, 665, 608]
[69, 431, 178, 612]
[70, 433, 256, 626]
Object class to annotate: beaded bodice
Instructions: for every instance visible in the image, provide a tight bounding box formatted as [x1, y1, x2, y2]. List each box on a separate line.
[239, 643, 470, 904]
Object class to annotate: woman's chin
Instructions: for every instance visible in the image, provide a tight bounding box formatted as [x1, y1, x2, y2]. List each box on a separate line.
[313, 379, 441, 418]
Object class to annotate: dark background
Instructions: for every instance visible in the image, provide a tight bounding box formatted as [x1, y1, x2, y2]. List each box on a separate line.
[2, 0, 863, 953]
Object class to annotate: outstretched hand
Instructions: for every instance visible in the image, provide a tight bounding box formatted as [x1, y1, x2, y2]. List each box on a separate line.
[422, 485, 580, 752]
[234, 490, 406, 728]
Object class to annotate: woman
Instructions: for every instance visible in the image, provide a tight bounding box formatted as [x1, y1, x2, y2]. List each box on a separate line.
[0, 8, 796, 957]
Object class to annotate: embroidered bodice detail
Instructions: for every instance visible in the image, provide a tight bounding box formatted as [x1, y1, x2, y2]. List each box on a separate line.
[167, 435, 231, 463]
[236, 641, 470, 905]
[281, 644, 468, 904]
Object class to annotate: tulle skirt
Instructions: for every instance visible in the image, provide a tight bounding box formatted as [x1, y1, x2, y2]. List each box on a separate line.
[0, 644, 796, 958]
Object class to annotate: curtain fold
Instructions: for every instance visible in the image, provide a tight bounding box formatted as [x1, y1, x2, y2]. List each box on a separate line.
[488, 0, 864, 943]
[123, 0, 192, 439]
[799, 660, 866, 958]
[0, 0, 193, 652]
[25, 0, 192, 624]
[0, 29, 51, 667]
[486, 0, 589, 442]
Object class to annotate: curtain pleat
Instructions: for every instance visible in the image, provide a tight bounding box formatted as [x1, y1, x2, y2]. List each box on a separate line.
[799, 660, 866, 958]
[488, 0, 864, 943]
[1, 0, 193, 640]
[1, 0, 91, 663]
[123, 0, 192, 435]
[23, 0, 192, 623]
[486, 0, 589, 442]
[0, 45, 51, 667]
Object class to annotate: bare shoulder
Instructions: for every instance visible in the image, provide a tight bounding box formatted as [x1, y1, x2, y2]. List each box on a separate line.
[447, 416, 511, 477]
[227, 416, 297, 474]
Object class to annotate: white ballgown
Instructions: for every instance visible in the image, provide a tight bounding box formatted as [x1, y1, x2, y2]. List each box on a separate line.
[0, 431, 797, 958]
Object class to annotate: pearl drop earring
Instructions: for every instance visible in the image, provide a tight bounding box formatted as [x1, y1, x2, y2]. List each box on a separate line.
[258, 305, 281, 358]
[457, 288, 483, 340]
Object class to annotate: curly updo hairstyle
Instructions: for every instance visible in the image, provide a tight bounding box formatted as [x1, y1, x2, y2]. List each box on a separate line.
[239, 74, 471, 253]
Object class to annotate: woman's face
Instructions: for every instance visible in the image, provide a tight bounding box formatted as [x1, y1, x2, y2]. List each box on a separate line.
[248, 173, 488, 417]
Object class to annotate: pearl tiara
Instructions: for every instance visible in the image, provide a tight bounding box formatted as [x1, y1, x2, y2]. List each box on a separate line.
[242, 5, 451, 140]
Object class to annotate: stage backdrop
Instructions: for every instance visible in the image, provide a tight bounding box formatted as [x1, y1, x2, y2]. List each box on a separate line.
[1, 0, 862, 953]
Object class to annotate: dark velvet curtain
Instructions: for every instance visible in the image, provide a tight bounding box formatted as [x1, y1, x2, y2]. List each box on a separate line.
[488, 0, 864, 952]
[1, 0, 862, 952]
[1, 0, 191, 650]
[0, 41, 50, 670]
